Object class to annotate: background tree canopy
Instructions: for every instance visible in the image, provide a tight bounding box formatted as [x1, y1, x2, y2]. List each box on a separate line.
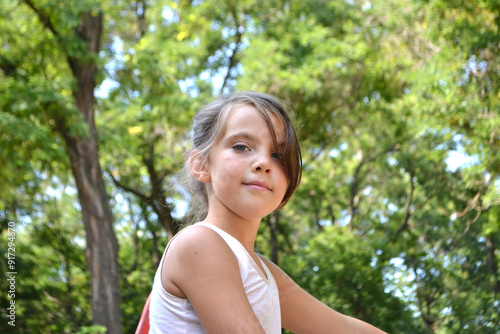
[1, 0, 499, 333]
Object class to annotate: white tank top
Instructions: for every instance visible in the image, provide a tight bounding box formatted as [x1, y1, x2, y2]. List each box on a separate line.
[149, 222, 282, 333]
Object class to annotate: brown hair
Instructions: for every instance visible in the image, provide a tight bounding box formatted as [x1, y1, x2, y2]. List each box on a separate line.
[180, 91, 302, 222]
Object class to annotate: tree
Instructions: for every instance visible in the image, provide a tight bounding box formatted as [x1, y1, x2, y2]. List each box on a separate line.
[0, 1, 122, 332]
[2, 0, 499, 332]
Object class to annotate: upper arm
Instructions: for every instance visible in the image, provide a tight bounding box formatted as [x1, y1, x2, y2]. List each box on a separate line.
[162, 226, 266, 334]
[259, 256, 387, 334]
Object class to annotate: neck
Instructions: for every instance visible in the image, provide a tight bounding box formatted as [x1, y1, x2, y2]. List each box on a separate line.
[203, 210, 261, 252]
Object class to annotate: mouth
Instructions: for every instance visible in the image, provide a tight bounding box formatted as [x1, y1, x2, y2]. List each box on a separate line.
[243, 181, 271, 191]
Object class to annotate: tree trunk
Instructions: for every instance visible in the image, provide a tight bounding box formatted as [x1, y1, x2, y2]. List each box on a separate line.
[20, 2, 123, 330]
[267, 211, 279, 264]
[348, 154, 364, 230]
[62, 130, 123, 334]
[485, 235, 500, 296]
[143, 142, 180, 237]
[59, 11, 123, 334]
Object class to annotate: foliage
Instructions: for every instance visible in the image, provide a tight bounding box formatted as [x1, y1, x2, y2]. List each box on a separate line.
[281, 225, 424, 333]
[1, 0, 499, 333]
[75, 325, 107, 334]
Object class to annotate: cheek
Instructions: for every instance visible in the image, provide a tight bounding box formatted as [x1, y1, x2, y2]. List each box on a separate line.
[223, 154, 247, 175]
[213, 155, 247, 186]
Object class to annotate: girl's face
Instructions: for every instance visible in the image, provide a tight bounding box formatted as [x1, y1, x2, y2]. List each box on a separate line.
[204, 105, 288, 223]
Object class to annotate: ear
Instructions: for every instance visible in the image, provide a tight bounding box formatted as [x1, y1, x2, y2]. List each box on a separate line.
[188, 149, 211, 183]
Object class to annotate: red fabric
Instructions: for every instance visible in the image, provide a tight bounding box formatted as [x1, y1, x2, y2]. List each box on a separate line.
[135, 294, 151, 334]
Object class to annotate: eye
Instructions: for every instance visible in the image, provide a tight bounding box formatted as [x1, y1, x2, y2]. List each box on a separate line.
[271, 152, 284, 161]
[233, 144, 249, 152]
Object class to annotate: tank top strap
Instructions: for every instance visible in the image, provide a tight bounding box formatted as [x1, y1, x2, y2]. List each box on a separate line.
[194, 221, 270, 283]
[194, 221, 245, 252]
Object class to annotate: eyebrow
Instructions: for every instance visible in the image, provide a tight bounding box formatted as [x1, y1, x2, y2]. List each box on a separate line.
[226, 131, 286, 148]
[225, 132, 259, 142]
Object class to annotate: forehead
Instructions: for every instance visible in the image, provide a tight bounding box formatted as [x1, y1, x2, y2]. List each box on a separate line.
[223, 104, 285, 138]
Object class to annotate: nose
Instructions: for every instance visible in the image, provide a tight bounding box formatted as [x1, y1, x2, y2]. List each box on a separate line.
[253, 152, 272, 173]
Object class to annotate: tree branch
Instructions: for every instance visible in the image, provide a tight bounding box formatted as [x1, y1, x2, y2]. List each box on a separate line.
[22, 0, 59, 38]
[219, 4, 245, 94]
[107, 170, 149, 202]
[135, 0, 147, 38]
[277, 221, 296, 255]
[396, 164, 415, 236]
[348, 150, 365, 229]
[0, 55, 19, 77]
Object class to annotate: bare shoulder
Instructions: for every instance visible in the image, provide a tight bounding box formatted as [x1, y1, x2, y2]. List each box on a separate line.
[167, 224, 234, 259]
[162, 225, 266, 333]
[162, 224, 239, 298]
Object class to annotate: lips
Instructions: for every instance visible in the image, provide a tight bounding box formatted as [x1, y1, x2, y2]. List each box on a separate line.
[243, 180, 271, 191]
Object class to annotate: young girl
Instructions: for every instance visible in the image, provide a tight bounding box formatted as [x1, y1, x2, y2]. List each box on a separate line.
[148, 91, 387, 333]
